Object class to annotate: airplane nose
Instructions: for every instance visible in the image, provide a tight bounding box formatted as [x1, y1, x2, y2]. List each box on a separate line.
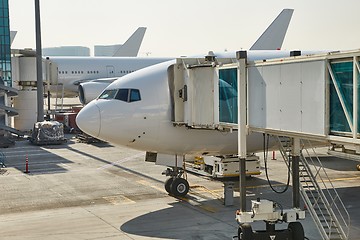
[76, 101, 101, 137]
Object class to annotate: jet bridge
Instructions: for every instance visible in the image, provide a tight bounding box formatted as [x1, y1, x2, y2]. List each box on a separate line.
[172, 49, 360, 145]
[170, 55, 238, 129]
[170, 50, 360, 239]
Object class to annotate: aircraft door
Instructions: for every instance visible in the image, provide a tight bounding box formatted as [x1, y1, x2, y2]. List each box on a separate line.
[106, 65, 115, 78]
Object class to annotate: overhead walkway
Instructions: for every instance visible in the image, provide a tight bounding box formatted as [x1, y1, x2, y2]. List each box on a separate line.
[0, 84, 18, 97]
[0, 125, 23, 137]
[169, 50, 360, 239]
[171, 49, 360, 145]
[0, 81, 22, 139]
[0, 104, 18, 117]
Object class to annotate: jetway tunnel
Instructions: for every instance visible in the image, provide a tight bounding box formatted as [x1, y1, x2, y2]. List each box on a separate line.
[170, 50, 360, 146]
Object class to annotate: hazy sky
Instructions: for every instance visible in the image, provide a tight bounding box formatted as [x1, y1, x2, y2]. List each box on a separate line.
[8, 0, 360, 57]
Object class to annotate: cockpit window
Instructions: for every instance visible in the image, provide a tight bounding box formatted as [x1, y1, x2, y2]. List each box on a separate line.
[98, 88, 141, 103]
[115, 89, 128, 102]
[98, 89, 117, 100]
[130, 89, 141, 102]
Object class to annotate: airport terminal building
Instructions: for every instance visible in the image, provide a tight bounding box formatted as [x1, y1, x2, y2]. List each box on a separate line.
[0, 0, 11, 87]
[0, 0, 19, 142]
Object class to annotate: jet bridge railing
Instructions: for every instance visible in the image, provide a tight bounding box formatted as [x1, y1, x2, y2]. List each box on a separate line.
[275, 135, 350, 240]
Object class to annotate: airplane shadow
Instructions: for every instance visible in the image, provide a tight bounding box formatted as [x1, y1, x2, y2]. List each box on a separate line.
[120, 180, 360, 240]
[120, 198, 239, 240]
[120, 177, 295, 239]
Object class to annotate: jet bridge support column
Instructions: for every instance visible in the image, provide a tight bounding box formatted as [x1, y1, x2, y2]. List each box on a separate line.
[237, 51, 248, 212]
[236, 52, 307, 240]
[292, 138, 301, 209]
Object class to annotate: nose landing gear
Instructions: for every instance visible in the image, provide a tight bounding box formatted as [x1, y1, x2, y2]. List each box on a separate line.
[163, 167, 189, 197]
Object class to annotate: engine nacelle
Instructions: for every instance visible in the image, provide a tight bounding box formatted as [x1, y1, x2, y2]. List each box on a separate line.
[78, 81, 111, 105]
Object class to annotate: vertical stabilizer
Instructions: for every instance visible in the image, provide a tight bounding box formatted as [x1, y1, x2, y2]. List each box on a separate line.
[250, 9, 294, 50]
[10, 31, 17, 46]
[112, 27, 147, 57]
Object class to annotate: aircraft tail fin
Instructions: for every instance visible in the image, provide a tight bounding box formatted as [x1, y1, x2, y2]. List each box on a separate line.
[112, 27, 147, 57]
[250, 9, 293, 50]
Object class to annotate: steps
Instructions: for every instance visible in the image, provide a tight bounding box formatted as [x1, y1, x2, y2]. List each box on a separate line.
[275, 136, 350, 240]
[0, 83, 23, 141]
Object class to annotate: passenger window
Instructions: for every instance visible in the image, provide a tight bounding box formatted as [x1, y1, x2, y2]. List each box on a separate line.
[98, 89, 117, 100]
[115, 89, 129, 102]
[129, 89, 141, 102]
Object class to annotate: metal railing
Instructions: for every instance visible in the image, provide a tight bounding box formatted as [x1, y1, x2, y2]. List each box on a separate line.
[275, 136, 350, 240]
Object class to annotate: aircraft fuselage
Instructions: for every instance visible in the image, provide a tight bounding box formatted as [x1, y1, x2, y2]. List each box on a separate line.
[77, 51, 312, 155]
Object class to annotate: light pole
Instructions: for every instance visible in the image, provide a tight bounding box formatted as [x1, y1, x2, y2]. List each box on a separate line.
[35, 0, 44, 122]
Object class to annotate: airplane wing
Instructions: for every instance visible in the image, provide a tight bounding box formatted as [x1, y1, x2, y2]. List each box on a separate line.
[250, 9, 294, 50]
[112, 27, 147, 57]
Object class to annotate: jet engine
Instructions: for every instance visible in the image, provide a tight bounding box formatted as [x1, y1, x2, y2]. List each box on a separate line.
[78, 81, 111, 105]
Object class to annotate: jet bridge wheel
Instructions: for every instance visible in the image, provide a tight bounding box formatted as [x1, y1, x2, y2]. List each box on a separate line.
[288, 222, 304, 240]
[238, 223, 253, 240]
[170, 178, 189, 197]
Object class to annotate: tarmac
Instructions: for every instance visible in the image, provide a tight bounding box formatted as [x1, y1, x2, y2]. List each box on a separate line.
[0, 135, 359, 239]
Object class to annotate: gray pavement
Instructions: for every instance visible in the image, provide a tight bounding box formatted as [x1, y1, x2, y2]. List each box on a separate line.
[0, 136, 359, 239]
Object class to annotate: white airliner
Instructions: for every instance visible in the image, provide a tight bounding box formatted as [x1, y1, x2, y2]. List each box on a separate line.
[76, 9, 297, 197]
[45, 27, 172, 101]
[48, 56, 171, 101]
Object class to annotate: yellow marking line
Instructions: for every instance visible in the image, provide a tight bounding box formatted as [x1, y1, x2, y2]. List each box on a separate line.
[323, 175, 360, 182]
[193, 175, 360, 194]
[190, 185, 222, 198]
[244, 183, 286, 189]
[190, 183, 290, 196]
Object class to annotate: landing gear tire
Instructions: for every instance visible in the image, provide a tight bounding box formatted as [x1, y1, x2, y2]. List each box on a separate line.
[170, 178, 189, 197]
[165, 178, 174, 194]
[357, 164, 360, 171]
[288, 222, 304, 240]
[238, 223, 253, 240]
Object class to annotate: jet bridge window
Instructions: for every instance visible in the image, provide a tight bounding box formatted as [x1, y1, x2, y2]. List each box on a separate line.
[329, 61, 359, 134]
[219, 68, 238, 124]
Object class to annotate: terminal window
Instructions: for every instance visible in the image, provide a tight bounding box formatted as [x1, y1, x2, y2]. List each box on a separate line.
[0, 0, 11, 86]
